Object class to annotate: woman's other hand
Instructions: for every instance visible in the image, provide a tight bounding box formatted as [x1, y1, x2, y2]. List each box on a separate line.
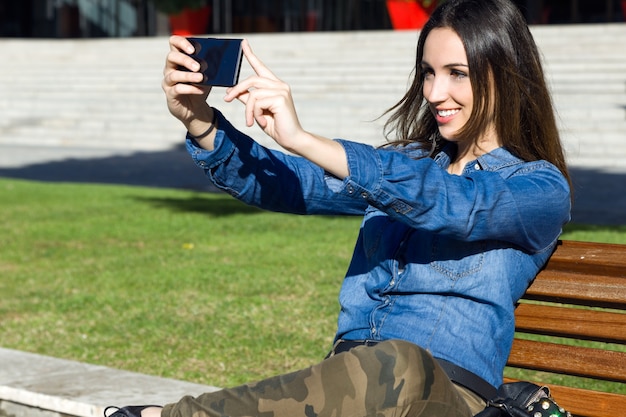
[223, 40, 305, 152]
[224, 40, 348, 178]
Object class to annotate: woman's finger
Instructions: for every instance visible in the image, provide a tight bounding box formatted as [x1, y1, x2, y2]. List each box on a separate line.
[164, 48, 201, 73]
[225, 71, 291, 105]
[164, 62, 205, 87]
[241, 87, 293, 131]
[242, 87, 270, 128]
[164, 36, 203, 80]
[169, 35, 195, 54]
[241, 39, 278, 80]
[230, 88, 250, 107]
[165, 79, 210, 96]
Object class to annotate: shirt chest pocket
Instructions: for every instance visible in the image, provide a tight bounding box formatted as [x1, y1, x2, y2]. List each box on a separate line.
[429, 236, 486, 281]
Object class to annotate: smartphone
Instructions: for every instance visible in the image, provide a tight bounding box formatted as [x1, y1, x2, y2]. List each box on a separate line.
[184, 37, 244, 87]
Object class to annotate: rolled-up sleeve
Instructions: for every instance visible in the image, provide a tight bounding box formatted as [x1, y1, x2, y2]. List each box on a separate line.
[185, 110, 368, 216]
[335, 139, 571, 252]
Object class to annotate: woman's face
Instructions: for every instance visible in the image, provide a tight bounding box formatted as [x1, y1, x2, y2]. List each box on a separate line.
[421, 27, 474, 142]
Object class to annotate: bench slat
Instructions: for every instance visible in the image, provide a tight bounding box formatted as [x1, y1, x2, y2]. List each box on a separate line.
[547, 240, 626, 277]
[503, 379, 626, 417]
[547, 385, 626, 417]
[525, 270, 626, 308]
[508, 339, 626, 383]
[515, 303, 626, 344]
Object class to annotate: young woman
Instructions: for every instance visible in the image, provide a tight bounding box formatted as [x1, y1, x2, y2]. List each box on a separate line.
[112, 0, 571, 416]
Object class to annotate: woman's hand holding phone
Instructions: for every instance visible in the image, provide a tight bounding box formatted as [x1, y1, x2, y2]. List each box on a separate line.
[162, 36, 348, 177]
[162, 35, 215, 148]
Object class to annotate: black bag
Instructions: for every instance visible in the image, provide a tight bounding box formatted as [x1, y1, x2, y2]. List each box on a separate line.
[474, 382, 571, 417]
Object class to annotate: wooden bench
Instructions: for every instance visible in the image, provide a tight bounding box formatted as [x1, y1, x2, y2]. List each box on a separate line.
[506, 239, 626, 417]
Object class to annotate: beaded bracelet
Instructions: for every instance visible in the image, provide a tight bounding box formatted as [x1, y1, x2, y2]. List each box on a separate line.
[188, 110, 217, 141]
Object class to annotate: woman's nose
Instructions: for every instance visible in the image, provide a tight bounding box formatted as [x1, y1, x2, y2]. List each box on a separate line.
[424, 75, 448, 103]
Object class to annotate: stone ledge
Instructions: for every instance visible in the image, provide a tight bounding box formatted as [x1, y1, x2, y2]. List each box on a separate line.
[0, 348, 219, 417]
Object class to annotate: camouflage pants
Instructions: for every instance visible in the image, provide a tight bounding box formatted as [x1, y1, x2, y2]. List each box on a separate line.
[161, 340, 481, 417]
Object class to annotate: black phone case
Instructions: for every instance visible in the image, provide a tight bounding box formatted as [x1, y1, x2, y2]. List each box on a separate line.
[186, 38, 243, 87]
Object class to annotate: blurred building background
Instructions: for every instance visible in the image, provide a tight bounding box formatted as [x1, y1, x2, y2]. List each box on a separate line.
[1, 0, 625, 38]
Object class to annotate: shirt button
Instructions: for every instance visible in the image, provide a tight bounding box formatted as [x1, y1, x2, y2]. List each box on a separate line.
[474, 163, 481, 170]
[361, 192, 368, 199]
[347, 185, 354, 194]
[198, 161, 207, 167]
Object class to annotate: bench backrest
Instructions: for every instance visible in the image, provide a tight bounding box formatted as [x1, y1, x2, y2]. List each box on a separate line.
[508, 240, 626, 417]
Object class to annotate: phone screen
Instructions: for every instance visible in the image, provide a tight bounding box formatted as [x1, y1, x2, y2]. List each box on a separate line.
[186, 38, 243, 87]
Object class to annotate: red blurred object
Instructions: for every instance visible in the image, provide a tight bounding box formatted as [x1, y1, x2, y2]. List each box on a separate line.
[386, 0, 431, 30]
[169, 5, 211, 36]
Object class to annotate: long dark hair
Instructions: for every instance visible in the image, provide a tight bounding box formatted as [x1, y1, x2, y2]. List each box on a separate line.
[384, 0, 570, 185]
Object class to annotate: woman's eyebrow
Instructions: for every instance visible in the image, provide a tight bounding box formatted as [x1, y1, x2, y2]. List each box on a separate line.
[420, 61, 469, 68]
[445, 63, 469, 68]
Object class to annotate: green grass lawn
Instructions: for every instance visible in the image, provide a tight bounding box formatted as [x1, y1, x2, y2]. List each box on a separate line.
[1, 178, 625, 391]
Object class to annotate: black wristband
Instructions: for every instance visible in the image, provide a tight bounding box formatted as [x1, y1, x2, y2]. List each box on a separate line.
[188, 110, 217, 141]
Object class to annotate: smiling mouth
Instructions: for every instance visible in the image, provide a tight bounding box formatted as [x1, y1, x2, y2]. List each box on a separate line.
[437, 109, 460, 117]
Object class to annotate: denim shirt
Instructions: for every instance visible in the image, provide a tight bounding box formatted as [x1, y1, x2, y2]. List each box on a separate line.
[187, 110, 571, 388]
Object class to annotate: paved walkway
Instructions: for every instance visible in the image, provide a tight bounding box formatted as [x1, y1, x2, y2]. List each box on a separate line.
[0, 347, 218, 417]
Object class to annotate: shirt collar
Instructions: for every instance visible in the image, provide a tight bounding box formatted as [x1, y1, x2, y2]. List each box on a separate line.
[433, 143, 524, 172]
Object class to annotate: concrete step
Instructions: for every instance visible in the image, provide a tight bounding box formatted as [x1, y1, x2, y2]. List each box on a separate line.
[0, 25, 625, 170]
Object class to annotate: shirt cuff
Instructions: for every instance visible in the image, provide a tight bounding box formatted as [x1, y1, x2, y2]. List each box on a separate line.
[185, 109, 235, 171]
[334, 139, 383, 202]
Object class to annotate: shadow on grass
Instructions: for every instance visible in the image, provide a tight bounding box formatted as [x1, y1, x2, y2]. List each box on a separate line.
[0, 144, 625, 225]
[0, 144, 219, 192]
[565, 224, 626, 232]
[133, 195, 264, 217]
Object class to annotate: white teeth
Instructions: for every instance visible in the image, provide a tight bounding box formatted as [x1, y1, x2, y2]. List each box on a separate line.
[438, 109, 460, 117]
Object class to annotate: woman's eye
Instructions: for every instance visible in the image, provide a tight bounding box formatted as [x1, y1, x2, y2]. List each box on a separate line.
[451, 70, 467, 79]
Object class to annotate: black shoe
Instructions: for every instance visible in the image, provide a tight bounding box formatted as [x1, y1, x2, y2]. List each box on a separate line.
[104, 405, 162, 417]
